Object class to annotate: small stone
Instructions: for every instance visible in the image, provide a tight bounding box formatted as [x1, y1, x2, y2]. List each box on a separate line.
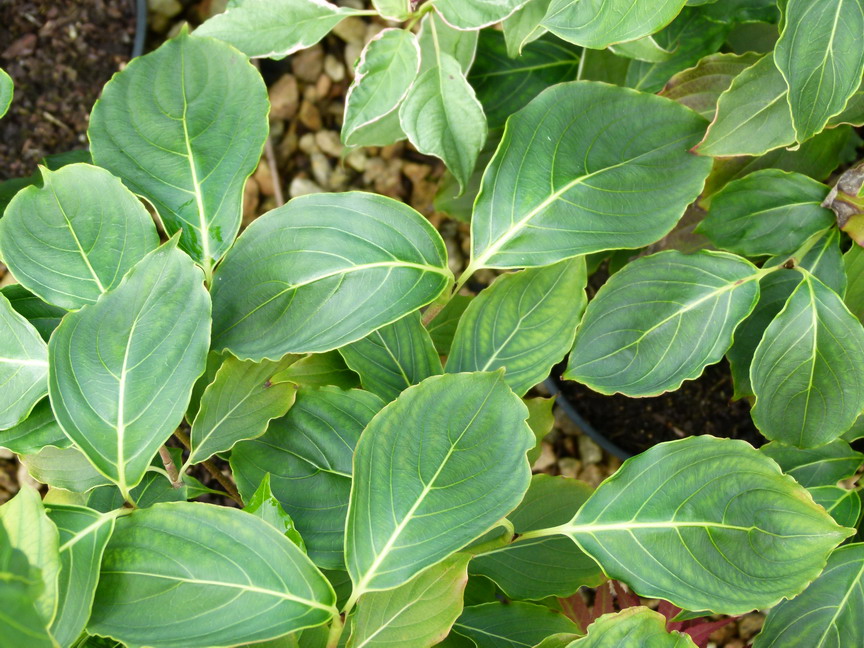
[315, 130, 343, 158]
[532, 442, 557, 472]
[298, 100, 323, 131]
[303, 84, 319, 103]
[380, 143, 403, 160]
[277, 131, 298, 163]
[197, 0, 229, 19]
[310, 152, 333, 187]
[328, 167, 352, 191]
[253, 159, 275, 197]
[292, 44, 324, 83]
[402, 162, 431, 184]
[737, 614, 764, 640]
[324, 54, 346, 82]
[269, 74, 299, 120]
[166, 20, 188, 39]
[365, 22, 385, 42]
[558, 457, 582, 479]
[363, 157, 403, 197]
[316, 73, 332, 100]
[345, 149, 368, 172]
[332, 16, 366, 43]
[299, 132, 320, 155]
[289, 177, 324, 198]
[555, 408, 584, 437]
[578, 463, 604, 487]
[269, 120, 285, 141]
[337, 0, 364, 8]
[242, 176, 260, 226]
[445, 237, 463, 276]
[149, 0, 182, 18]
[344, 42, 364, 75]
[578, 435, 603, 465]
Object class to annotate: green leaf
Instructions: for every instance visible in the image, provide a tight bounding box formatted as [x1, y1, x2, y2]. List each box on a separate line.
[447, 258, 587, 396]
[568, 607, 697, 648]
[348, 553, 470, 648]
[186, 355, 298, 466]
[697, 55, 796, 157]
[753, 543, 864, 648]
[0, 285, 66, 342]
[549, 436, 851, 614]
[244, 474, 307, 551]
[471, 475, 603, 600]
[565, 251, 760, 397]
[211, 192, 451, 359]
[0, 398, 67, 454]
[698, 170, 833, 257]
[427, 295, 474, 356]
[372, 0, 410, 20]
[400, 51, 486, 193]
[541, 0, 688, 49]
[339, 312, 442, 402]
[808, 486, 862, 527]
[342, 29, 420, 149]
[0, 67, 12, 118]
[186, 351, 226, 424]
[660, 52, 764, 120]
[452, 601, 581, 647]
[346, 372, 533, 595]
[751, 272, 864, 447]
[22, 445, 113, 493]
[610, 35, 675, 63]
[46, 505, 117, 647]
[88, 31, 268, 275]
[0, 486, 60, 624]
[469, 82, 711, 271]
[524, 396, 554, 464]
[432, 0, 529, 30]
[0, 291, 48, 430]
[760, 440, 864, 487]
[195, 0, 364, 59]
[0, 522, 55, 648]
[418, 12, 478, 75]
[0, 164, 159, 310]
[844, 243, 864, 323]
[48, 240, 211, 498]
[89, 502, 337, 648]
[231, 387, 385, 569]
[468, 32, 580, 131]
[502, 0, 552, 57]
[774, 0, 864, 142]
[273, 352, 360, 390]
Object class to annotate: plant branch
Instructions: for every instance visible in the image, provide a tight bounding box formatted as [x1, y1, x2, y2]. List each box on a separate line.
[173, 429, 244, 506]
[159, 446, 183, 489]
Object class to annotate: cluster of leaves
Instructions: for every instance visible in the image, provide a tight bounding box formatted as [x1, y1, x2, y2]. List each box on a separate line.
[1, 0, 864, 647]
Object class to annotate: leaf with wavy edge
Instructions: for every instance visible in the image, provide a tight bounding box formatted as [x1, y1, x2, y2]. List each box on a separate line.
[468, 82, 711, 272]
[0, 291, 48, 430]
[754, 543, 864, 648]
[502, 0, 552, 57]
[808, 486, 862, 527]
[567, 608, 696, 647]
[211, 192, 451, 360]
[524, 436, 852, 614]
[433, 0, 529, 30]
[660, 52, 761, 120]
[372, 0, 410, 20]
[760, 440, 864, 487]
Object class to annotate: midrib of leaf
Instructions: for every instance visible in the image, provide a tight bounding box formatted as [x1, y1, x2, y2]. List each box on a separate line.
[560, 520, 830, 538]
[49, 181, 106, 295]
[372, 330, 413, 387]
[814, 560, 864, 646]
[0, 358, 47, 366]
[115, 317, 139, 498]
[98, 570, 338, 612]
[57, 511, 120, 552]
[453, 623, 526, 647]
[470, 59, 579, 80]
[179, 46, 212, 278]
[350, 380, 497, 597]
[798, 276, 820, 446]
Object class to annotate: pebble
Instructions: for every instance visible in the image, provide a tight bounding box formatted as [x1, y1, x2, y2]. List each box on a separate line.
[269, 74, 299, 121]
[316, 74, 333, 100]
[578, 463, 604, 487]
[149, 0, 182, 18]
[533, 442, 557, 472]
[324, 55, 346, 83]
[289, 177, 324, 198]
[292, 44, 324, 83]
[242, 177, 260, 225]
[345, 149, 368, 172]
[298, 100, 323, 131]
[253, 159, 275, 197]
[332, 16, 367, 44]
[299, 132, 320, 155]
[736, 614, 764, 640]
[445, 237, 463, 276]
[558, 457, 582, 479]
[278, 130, 298, 161]
[403, 162, 431, 184]
[364, 157, 403, 196]
[337, 0, 365, 8]
[310, 152, 333, 187]
[315, 130, 343, 158]
[344, 42, 364, 75]
[329, 167, 352, 191]
[578, 435, 603, 465]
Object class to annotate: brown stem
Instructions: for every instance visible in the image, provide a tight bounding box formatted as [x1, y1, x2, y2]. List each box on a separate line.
[264, 136, 285, 207]
[173, 429, 244, 506]
[159, 446, 182, 489]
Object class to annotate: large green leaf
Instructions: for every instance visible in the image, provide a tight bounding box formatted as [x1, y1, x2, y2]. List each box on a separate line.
[186, 355, 298, 467]
[660, 52, 761, 120]
[399, 49, 486, 193]
[48, 240, 211, 498]
[774, 0, 864, 142]
[447, 258, 586, 397]
[540, 436, 851, 614]
[372, 0, 410, 20]
[427, 295, 474, 356]
[753, 543, 864, 648]
[0, 523, 55, 648]
[0, 164, 159, 310]
[22, 445, 113, 493]
[89, 503, 337, 648]
[751, 271, 864, 447]
[565, 251, 760, 397]
[88, 32, 268, 275]
[0, 285, 66, 342]
[342, 29, 420, 149]
[760, 440, 864, 487]
[418, 12, 478, 75]
[432, 0, 529, 30]
[0, 291, 48, 430]
[0, 486, 60, 624]
[211, 192, 451, 360]
[195, 0, 365, 59]
[698, 170, 833, 257]
[469, 82, 711, 271]
[273, 352, 360, 390]
[231, 387, 384, 569]
[568, 608, 697, 648]
[339, 312, 442, 402]
[468, 32, 580, 131]
[470, 475, 602, 600]
[46, 505, 117, 647]
[348, 553, 470, 648]
[502, 0, 553, 56]
[452, 601, 581, 648]
[0, 398, 68, 454]
[541, 0, 688, 49]
[345, 372, 533, 595]
[809, 486, 862, 527]
[845, 243, 864, 323]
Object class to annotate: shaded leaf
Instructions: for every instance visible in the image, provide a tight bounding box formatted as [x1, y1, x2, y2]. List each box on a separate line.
[273, 352, 360, 390]
[808, 486, 862, 527]
[502, 0, 552, 56]
[524, 397, 554, 465]
[453, 601, 581, 647]
[244, 473, 306, 551]
[418, 12, 478, 74]
[427, 295, 473, 356]
[0, 291, 48, 430]
[0, 285, 66, 342]
[760, 440, 864, 487]
[22, 445, 113, 493]
[0, 67, 11, 118]
[0, 398, 68, 454]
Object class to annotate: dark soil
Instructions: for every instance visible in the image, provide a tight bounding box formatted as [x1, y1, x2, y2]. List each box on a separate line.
[554, 360, 764, 457]
[0, 0, 136, 179]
